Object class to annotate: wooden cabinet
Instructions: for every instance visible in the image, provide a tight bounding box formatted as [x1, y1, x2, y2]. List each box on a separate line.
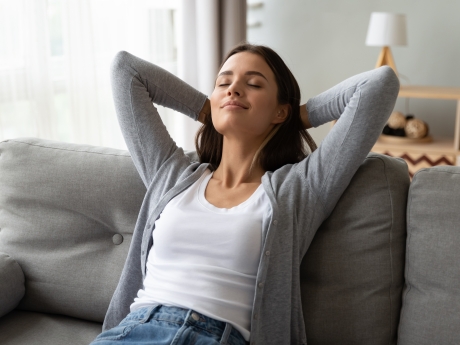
[370, 85, 460, 179]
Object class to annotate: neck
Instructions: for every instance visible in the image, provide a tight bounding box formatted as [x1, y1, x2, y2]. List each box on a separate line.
[212, 137, 265, 189]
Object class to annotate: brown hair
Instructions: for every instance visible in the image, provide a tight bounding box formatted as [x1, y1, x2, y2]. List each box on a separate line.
[194, 42, 317, 174]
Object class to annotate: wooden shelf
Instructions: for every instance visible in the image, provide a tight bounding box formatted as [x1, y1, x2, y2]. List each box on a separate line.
[397, 85, 460, 151]
[373, 136, 458, 155]
[399, 85, 460, 100]
[371, 84, 460, 177]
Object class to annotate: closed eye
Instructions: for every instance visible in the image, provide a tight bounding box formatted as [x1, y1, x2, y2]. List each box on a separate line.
[217, 83, 260, 88]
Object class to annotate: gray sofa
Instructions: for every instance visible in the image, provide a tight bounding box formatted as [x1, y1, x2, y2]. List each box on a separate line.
[0, 137, 458, 345]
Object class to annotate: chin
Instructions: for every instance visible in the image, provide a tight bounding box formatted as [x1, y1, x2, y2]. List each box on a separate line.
[213, 116, 261, 137]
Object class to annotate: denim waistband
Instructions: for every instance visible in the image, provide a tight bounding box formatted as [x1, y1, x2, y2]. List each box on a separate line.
[132, 304, 248, 345]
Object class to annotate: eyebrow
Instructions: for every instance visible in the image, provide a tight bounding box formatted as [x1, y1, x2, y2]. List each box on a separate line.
[217, 70, 268, 81]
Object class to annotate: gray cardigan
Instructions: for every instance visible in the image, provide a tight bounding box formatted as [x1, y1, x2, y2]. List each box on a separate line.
[104, 51, 400, 345]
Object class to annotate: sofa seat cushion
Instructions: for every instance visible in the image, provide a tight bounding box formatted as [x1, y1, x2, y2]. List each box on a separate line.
[398, 166, 460, 345]
[300, 153, 410, 345]
[0, 310, 101, 345]
[0, 253, 25, 317]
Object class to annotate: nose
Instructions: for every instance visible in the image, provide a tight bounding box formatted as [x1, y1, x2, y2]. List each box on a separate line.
[227, 82, 241, 97]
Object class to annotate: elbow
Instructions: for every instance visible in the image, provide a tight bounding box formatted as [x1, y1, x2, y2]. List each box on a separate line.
[375, 65, 400, 98]
[110, 50, 131, 76]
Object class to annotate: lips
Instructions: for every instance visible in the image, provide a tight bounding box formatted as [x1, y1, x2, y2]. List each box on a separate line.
[222, 100, 248, 109]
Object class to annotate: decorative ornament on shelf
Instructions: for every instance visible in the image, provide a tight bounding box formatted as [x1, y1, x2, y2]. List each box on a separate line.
[380, 111, 432, 144]
[384, 111, 406, 136]
[405, 116, 429, 139]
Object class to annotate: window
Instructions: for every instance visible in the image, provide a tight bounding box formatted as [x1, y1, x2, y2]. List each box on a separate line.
[0, 0, 182, 149]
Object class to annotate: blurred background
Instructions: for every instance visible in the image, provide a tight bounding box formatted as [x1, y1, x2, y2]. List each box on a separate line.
[1, 0, 459, 151]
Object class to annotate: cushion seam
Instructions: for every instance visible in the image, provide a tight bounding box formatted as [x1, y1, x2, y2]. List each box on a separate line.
[399, 171, 413, 331]
[381, 156, 395, 344]
[2, 139, 130, 158]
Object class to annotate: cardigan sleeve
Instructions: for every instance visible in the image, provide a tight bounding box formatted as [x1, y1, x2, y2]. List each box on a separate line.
[296, 66, 400, 218]
[110, 51, 208, 187]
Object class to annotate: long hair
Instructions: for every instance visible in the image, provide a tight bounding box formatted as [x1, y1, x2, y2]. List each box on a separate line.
[195, 42, 317, 174]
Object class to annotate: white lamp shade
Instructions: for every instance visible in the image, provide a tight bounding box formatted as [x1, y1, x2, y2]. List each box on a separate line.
[365, 12, 407, 46]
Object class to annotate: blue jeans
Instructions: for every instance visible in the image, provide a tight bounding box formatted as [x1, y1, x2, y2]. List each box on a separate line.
[90, 305, 249, 345]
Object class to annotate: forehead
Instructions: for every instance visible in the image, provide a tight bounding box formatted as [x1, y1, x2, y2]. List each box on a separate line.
[219, 52, 274, 79]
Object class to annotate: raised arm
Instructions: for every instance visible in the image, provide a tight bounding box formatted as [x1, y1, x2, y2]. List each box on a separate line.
[110, 51, 208, 187]
[296, 66, 400, 218]
[299, 103, 312, 129]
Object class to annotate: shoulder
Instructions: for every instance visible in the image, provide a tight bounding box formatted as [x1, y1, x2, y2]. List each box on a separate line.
[263, 162, 305, 194]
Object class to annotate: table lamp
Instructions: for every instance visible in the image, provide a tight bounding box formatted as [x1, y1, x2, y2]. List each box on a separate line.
[365, 12, 407, 77]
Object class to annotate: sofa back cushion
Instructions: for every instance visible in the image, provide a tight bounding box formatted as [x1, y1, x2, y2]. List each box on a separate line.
[0, 138, 146, 323]
[300, 153, 410, 345]
[397, 166, 460, 345]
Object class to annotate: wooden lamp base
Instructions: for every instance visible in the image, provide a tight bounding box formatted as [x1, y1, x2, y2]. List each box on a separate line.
[376, 46, 398, 77]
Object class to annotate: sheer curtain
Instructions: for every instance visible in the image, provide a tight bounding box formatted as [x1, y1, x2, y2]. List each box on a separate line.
[0, 0, 245, 151]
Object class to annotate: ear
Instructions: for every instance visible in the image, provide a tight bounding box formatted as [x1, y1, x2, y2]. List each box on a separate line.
[272, 104, 290, 124]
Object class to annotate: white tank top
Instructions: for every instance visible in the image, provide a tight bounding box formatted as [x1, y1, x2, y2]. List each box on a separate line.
[130, 168, 269, 341]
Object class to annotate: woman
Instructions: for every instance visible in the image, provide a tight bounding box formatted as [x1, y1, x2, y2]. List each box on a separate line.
[90, 43, 399, 345]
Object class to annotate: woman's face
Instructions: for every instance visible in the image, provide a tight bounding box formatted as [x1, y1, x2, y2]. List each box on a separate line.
[210, 52, 286, 140]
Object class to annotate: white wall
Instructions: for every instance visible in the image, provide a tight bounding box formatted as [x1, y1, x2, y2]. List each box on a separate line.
[247, 0, 460, 145]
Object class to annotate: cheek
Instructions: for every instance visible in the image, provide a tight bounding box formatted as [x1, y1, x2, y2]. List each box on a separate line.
[209, 90, 222, 115]
[252, 94, 278, 118]
[209, 93, 217, 109]
[209, 91, 224, 133]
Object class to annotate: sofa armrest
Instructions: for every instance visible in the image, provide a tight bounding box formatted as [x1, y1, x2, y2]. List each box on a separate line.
[0, 252, 25, 317]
